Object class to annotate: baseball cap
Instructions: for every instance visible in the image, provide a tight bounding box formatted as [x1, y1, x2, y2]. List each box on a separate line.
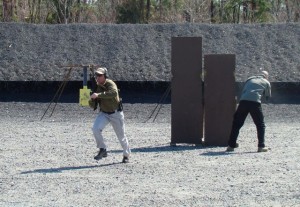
[95, 67, 107, 75]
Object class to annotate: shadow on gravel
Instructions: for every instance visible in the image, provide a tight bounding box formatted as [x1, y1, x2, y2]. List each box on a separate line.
[201, 150, 264, 156]
[110, 144, 204, 154]
[200, 151, 234, 156]
[20, 162, 122, 174]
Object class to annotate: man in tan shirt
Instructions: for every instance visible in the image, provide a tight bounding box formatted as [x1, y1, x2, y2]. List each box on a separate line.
[89, 67, 130, 163]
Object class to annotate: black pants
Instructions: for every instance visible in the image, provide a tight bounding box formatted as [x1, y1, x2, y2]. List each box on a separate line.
[228, 100, 266, 148]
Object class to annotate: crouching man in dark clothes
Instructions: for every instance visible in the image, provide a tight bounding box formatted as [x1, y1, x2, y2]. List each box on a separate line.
[89, 67, 131, 163]
[226, 70, 271, 152]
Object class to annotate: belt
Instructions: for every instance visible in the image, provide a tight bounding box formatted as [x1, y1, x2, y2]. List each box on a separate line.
[102, 110, 116, 114]
[102, 109, 122, 114]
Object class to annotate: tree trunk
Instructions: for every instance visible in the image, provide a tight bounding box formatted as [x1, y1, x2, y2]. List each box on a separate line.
[139, 0, 144, 23]
[243, 2, 248, 23]
[146, 0, 150, 23]
[3, 0, 14, 21]
[210, 0, 214, 23]
[75, 0, 80, 23]
[251, 0, 256, 23]
[294, 0, 300, 22]
[285, 0, 291, 22]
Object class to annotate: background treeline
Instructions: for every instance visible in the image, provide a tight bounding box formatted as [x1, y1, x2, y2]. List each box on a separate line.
[1, 0, 299, 24]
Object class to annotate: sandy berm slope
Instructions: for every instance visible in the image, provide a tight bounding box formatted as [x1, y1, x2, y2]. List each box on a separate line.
[0, 102, 299, 206]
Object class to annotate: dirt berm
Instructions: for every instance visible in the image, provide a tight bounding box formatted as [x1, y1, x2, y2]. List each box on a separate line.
[0, 23, 299, 82]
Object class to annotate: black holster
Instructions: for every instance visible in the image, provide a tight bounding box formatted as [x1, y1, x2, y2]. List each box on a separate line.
[118, 98, 123, 112]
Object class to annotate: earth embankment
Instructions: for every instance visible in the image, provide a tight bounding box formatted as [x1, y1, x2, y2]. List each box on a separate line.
[0, 23, 299, 82]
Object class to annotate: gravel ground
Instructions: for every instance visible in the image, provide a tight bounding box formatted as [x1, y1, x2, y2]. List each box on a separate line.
[0, 102, 300, 207]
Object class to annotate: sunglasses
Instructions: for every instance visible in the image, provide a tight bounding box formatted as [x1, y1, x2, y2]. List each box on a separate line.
[95, 74, 104, 78]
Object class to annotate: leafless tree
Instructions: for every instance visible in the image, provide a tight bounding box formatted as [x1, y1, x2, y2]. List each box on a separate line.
[0, 0, 299, 23]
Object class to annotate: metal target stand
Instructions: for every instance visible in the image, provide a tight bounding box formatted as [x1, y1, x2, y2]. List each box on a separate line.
[40, 64, 100, 120]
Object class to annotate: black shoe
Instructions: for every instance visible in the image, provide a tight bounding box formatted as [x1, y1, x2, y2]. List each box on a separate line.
[226, 143, 239, 152]
[122, 156, 129, 163]
[94, 148, 107, 160]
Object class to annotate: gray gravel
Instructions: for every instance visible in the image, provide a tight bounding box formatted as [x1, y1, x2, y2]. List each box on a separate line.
[0, 102, 299, 206]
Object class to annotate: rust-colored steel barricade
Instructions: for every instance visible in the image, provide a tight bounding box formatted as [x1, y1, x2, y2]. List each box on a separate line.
[204, 54, 236, 146]
[171, 37, 204, 145]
